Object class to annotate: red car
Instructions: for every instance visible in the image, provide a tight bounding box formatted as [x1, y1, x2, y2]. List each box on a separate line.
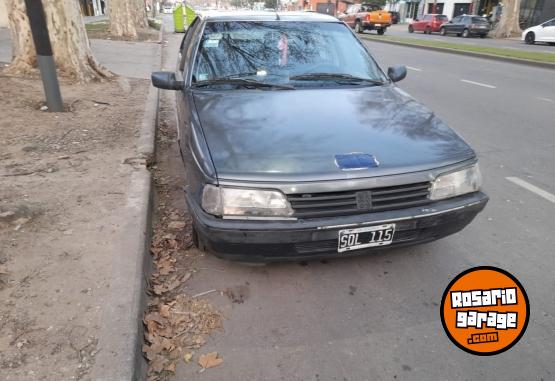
[408, 14, 449, 34]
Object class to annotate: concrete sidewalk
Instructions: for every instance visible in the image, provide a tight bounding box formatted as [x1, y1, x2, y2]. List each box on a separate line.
[0, 28, 160, 381]
[0, 27, 160, 79]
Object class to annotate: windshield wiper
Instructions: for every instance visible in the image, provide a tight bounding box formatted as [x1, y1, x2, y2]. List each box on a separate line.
[290, 73, 385, 86]
[192, 78, 294, 90]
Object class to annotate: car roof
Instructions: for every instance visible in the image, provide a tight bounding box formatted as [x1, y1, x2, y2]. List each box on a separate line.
[197, 10, 339, 22]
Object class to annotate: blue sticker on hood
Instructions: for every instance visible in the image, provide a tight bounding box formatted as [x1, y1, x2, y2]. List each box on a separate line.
[335, 153, 379, 170]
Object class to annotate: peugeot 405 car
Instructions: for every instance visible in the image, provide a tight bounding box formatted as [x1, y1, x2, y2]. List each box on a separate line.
[151, 11, 488, 262]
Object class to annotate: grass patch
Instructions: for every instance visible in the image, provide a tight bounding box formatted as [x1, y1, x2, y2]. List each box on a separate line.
[85, 20, 109, 32]
[361, 35, 555, 64]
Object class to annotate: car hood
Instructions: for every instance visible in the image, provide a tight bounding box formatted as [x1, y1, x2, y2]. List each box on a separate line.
[192, 85, 475, 181]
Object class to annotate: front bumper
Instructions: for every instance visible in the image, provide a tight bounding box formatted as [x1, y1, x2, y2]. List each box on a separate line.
[187, 191, 488, 262]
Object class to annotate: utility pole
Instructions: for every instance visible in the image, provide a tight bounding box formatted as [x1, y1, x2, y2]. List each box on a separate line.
[24, 0, 64, 112]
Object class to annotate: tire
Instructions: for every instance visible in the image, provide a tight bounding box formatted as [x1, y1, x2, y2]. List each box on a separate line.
[525, 32, 535, 45]
[479, 34, 487, 38]
[440, 27, 446, 36]
[377, 28, 386, 35]
[462, 29, 470, 38]
[425, 26, 432, 34]
[355, 21, 363, 34]
[408, 25, 414, 33]
[549, 42, 555, 46]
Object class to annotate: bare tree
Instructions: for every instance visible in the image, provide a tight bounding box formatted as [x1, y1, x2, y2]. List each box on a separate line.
[4, 0, 112, 82]
[492, 0, 522, 38]
[108, 0, 148, 39]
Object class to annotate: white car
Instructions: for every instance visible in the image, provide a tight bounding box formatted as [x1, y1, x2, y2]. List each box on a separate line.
[522, 18, 555, 45]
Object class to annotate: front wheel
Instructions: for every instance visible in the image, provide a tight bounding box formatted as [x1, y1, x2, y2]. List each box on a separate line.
[408, 25, 414, 33]
[525, 32, 535, 44]
[355, 21, 363, 34]
[440, 27, 446, 36]
[377, 28, 386, 35]
[425, 26, 432, 34]
[462, 29, 470, 38]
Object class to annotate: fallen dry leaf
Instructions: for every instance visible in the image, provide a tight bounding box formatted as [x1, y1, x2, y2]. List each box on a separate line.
[168, 221, 186, 230]
[198, 352, 223, 369]
[160, 304, 171, 318]
[183, 352, 193, 363]
[0, 265, 7, 274]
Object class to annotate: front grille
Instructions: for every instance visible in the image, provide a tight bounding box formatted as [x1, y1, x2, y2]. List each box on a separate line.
[287, 182, 431, 219]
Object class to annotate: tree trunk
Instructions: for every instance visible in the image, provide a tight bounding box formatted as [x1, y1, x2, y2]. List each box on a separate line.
[108, 0, 148, 39]
[4, 0, 112, 82]
[492, 0, 522, 38]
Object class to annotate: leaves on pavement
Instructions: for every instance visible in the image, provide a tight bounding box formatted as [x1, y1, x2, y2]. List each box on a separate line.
[198, 351, 223, 369]
[143, 206, 223, 380]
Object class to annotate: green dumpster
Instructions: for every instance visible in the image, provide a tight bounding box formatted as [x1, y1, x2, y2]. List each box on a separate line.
[173, 5, 185, 33]
[184, 5, 196, 27]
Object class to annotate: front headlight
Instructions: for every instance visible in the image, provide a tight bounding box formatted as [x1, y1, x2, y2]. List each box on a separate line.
[201, 185, 294, 218]
[430, 164, 482, 201]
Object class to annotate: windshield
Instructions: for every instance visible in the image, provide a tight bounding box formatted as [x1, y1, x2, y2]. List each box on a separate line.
[192, 21, 387, 88]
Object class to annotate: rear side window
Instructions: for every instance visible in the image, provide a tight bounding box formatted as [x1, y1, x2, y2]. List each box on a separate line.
[472, 17, 489, 23]
[436, 15, 448, 21]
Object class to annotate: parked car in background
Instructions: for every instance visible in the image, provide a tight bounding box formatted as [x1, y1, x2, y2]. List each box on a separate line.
[151, 11, 487, 262]
[440, 15, 490, 37]
[389, 11, 400, 24]
[408, 14, 449, 34]
[338, 3, 392, 35]
[162, 4, 173, 14]
[522, 18, 555, 45]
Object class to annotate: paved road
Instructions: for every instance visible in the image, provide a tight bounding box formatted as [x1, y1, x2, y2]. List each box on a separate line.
[159, 29, 555, 380]
[370, 23, 555, 54]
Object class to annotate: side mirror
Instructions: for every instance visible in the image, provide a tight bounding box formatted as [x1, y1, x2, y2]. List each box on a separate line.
[151, 71, 183, 90]
[388, 66, 407, 83]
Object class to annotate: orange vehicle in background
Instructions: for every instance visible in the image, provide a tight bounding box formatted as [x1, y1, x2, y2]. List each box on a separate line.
[338, 3, 392, 35]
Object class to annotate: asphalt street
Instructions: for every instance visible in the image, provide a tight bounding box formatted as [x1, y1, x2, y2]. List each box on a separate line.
[373, 23, 555, 54]
[159, 21, 555, 380]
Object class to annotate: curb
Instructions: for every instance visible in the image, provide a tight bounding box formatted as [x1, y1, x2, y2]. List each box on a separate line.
[91, 24, 163, 381]
[361, 36, 555, 70]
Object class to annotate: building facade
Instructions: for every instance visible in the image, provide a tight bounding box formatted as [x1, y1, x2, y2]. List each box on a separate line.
[79, 0, 107, 17]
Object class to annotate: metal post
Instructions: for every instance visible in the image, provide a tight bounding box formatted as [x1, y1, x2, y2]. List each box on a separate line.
[24, 0, 64, 112]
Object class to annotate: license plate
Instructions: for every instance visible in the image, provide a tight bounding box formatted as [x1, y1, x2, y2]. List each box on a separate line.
[338, 224, 395, 253]
[375, 23, 381, 27]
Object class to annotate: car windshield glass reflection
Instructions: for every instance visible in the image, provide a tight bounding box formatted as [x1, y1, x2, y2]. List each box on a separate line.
[192, 21, 387, 88]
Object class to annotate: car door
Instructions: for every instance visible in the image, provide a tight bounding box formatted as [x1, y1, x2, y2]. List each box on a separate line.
[414, 15, 428, 31]
[457, 16, 470, 33]
[539, 19, 555, 41]
[445, 16, 460, 33]
[343, 5, 359, 27]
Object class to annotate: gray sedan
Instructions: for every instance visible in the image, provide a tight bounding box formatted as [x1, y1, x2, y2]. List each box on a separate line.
[151, 11, 488, 262]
